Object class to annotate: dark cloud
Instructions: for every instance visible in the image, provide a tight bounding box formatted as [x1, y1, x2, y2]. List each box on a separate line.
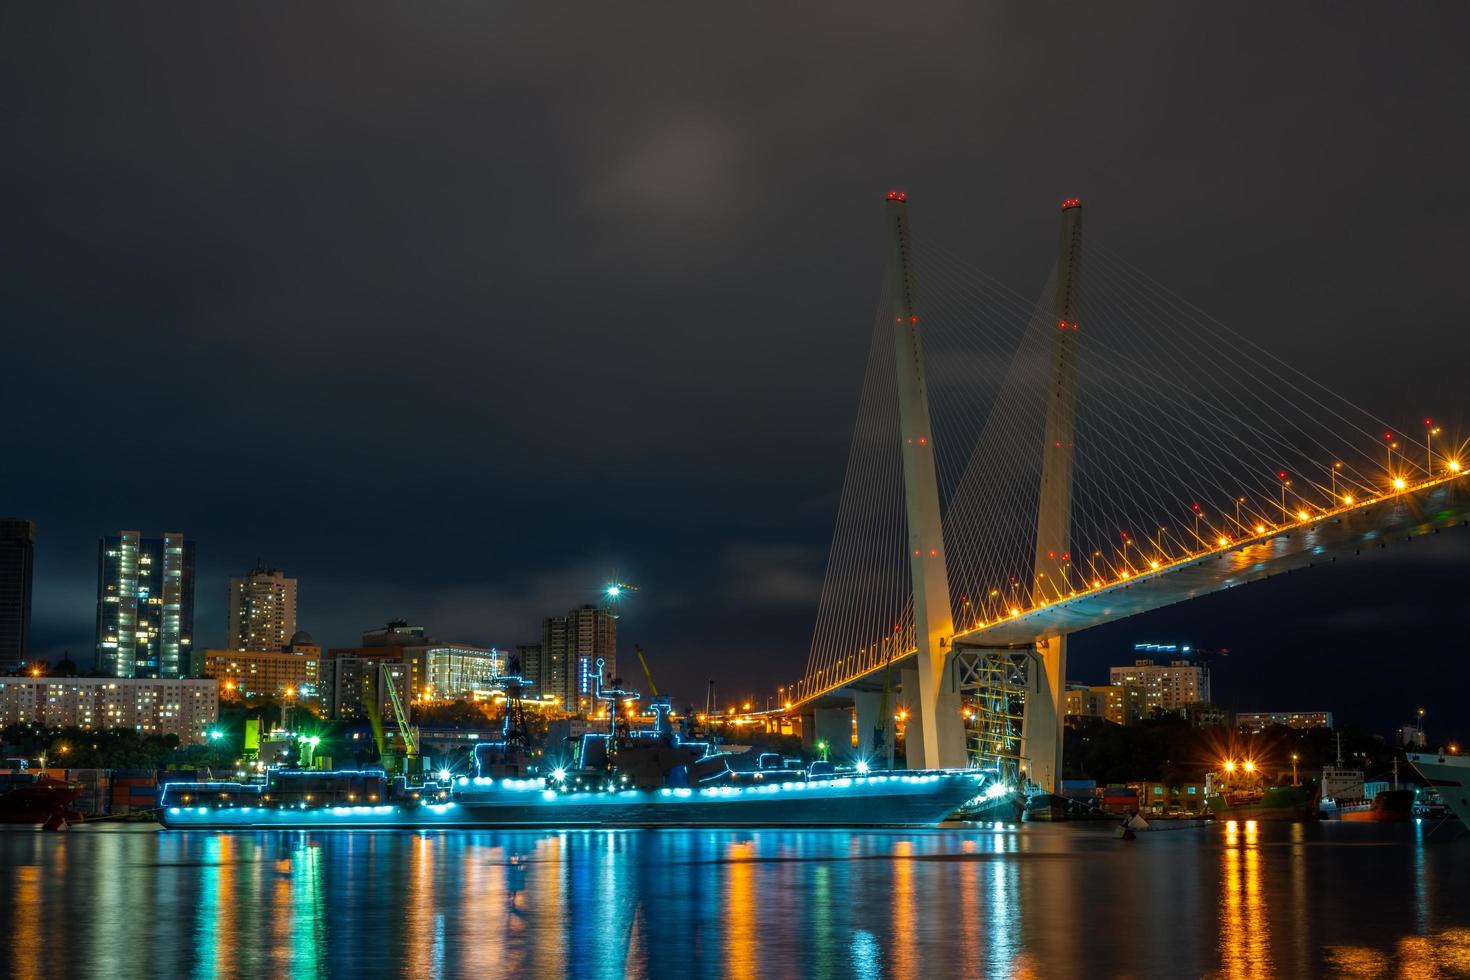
[4, 3, 1469, 731]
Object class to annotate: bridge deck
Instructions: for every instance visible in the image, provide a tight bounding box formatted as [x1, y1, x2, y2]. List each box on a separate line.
[794, 474, 1470, 709]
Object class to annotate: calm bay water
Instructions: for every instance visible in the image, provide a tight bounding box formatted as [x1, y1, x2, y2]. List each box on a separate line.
[3, 821, 1468, 978]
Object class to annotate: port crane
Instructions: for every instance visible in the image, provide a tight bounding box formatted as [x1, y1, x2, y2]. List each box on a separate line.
[365, 662, 420, 775]
[635, 644, 659, 697]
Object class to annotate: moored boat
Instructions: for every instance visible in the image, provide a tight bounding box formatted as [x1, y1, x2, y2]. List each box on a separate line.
[159, 662, 984, 830]
[1205, 758, 1316, 821]
[0, 773, 85, 827]
[1406, 751, 1470, 826]
[1338, 788, 1415, 823]
[158, 766, 982, 830]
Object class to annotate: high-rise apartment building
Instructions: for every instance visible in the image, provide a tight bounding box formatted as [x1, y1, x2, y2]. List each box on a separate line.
[1109, 645, 1211, 715]
[538, 605, 616, 711]
[513, 643, 541, 687]
[95, 531, 196, 679]
[0, 519, 35, 672]
[227, 566, 298, 652]
[568, 604, 616, 703]
[537, 616, 569, 707]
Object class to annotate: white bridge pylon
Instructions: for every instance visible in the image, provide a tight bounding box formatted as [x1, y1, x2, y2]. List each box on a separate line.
[885, 191, 966, 770]
[884, 192, 1082, 781]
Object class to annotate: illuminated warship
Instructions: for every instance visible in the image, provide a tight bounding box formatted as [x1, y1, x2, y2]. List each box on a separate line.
[159, 660, 982, 830]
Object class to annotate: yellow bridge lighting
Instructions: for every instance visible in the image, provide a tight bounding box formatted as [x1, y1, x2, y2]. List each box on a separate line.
[1296, 510, 1310, 521]
[1243, 760, 1256, 773]
[1216, 536, 1228, 547]
[1342, 494, 1354, 505]
[1392, 477, 1408, 490]
[1149, 560, 1160, 570]
[1224, 760, 1236, 773]
[1450, 460, 1463, 473]
[1255, 524, 1266, 534]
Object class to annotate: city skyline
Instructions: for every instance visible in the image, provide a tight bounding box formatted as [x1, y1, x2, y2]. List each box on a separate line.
[5, 506, 1468, 733]
[7, 6, 1470, 734]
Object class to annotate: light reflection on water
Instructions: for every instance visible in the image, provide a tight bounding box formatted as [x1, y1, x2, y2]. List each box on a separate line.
[2, 822, 1468, 979]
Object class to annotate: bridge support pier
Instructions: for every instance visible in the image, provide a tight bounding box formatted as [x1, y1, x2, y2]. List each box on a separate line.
[852, 691, 883, 765]
[813, 707, 851, 760]
[1022, 636, 1066, 793]
[901, 666, 966, 770]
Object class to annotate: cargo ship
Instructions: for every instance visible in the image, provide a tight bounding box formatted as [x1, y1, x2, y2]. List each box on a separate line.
[1406, 751, 1470, 826]
[1204, 758, 1316, 821]
[0, 771, 85, 828]
[159, 665, 983, 830]
[1336, 788, 1415, 822]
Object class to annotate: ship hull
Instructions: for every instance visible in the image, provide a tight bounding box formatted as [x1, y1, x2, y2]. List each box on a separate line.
[1337, 789, 1415, 823]
[0, 778, 85, 826]
[1206, 785, 1315, 822]
[158, 772, 983, 830]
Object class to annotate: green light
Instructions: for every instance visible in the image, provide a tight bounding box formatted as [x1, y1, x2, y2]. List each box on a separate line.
[605, 585, 622, 598]
[208, 729, 223, 741]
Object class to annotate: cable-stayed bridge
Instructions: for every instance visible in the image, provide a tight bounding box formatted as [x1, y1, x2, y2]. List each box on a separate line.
[780, 193, 1470, 792]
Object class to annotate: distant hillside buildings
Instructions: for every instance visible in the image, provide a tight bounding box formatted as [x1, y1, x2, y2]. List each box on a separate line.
[1065, 683, 1147, 726]
[0, 676, 217, 742]
[322, 621, 501, 720]
[1237, 711, 1334, 732]
[201, 631, 322, 702]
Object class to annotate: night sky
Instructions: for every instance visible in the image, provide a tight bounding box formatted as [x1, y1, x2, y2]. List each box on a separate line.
[5, 6, 1468, 736]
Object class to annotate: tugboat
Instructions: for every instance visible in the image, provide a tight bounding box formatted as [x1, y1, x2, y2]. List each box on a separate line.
[1204, 757, 1315, 821]
[158, 660, 984, 830]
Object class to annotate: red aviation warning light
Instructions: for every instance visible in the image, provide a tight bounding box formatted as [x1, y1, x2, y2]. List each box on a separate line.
[1061, 197, 1081, 210]
[886, 190, 908, 202]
